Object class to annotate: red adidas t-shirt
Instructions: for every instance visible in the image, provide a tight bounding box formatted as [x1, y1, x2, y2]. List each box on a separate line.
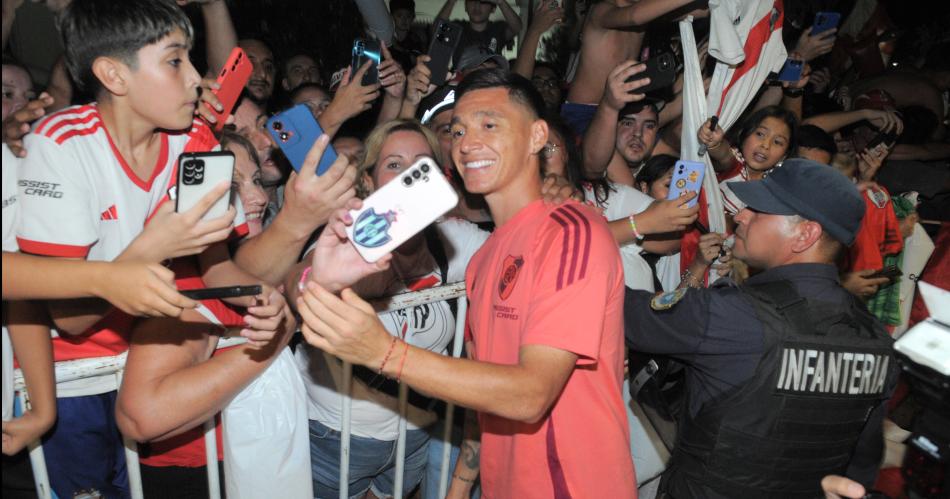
[465, 200, 636, 498]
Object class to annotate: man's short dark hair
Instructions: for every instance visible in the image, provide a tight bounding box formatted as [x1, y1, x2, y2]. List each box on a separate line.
[60, 0, 193, 94]
[390, 0, 416, 13]
[456, 68, 547, 120]
[797, 124, 837, 157]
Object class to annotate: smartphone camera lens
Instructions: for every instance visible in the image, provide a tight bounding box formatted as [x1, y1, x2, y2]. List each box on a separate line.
[280, 132, 290, 141]
[420, 163, 430, 173]
[272, 121, 283, 131]
[412, 170, 422, 179]
[403, 176, 413, 186]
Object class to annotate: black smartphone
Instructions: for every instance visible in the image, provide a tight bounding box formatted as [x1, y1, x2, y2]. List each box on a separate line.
[181, 285, 263, 300]
[351, 38, 381, 86]
[426, 20, 462, 86]
[868, 266, 902, 281]
[866, 129, 899, 150]
[625, 53, 677, 94]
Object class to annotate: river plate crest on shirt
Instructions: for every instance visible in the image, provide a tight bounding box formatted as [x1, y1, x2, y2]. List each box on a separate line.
[651, 287, 687, 311]
[498, 255, 524, 300]
[353, 208, 397, 248]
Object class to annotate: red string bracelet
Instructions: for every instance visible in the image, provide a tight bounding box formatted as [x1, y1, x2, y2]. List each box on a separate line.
[395, 341, 410, 382]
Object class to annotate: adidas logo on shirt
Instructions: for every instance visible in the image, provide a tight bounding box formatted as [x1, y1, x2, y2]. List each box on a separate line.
[100, 205, 118, 221]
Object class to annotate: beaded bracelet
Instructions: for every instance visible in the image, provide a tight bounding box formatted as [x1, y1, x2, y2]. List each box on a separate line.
[628, 215, 644, 241]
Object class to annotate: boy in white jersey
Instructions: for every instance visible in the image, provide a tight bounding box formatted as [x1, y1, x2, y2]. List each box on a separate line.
[14, 1, 290, 496]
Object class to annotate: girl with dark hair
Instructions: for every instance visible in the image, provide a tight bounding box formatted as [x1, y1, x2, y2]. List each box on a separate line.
[697, 105, 799, 216]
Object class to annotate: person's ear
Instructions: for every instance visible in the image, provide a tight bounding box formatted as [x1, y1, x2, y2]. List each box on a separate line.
[282, 77, 291, 91]
[92, 56, 131, 97]
[360, 171, 375, 194]
[790, 220, 823, 253]
[529, 118, 549, 156]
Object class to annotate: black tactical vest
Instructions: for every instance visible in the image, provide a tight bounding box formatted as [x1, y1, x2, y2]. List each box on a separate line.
[661, 279, 897, 499]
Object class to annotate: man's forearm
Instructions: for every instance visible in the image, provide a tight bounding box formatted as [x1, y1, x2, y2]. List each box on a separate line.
[201, 0, 238, 75]
[447, 408, 481, 497]
[234, 213, 313, 285]
[7, 301, 56, 426]
[497, 1, 523, 36]
[602, 0, 695, 29]
[378, 93, 403, 126]
[512, 28, 543, 79]
[583, 105, 620, 177]
[436, 0, 458, 20]
[802, 109, 868, 133]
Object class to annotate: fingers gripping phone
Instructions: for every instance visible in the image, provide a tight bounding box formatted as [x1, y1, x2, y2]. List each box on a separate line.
[666, 160, 705, 208]
[267, 104, 338, 175]
[426, 20, 463, 86]
[175, 151, 235, 220]
[625, 52, 677, 94]
[346, 157, 459, 263]
[351, 38, 382, 86]
[206, 47, 252, 131]
[811, 12, 841, 35]
[868, 265, 902, 281]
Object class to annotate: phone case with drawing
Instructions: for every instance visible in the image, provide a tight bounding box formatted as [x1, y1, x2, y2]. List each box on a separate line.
[666, 160, 705, 208]
[175, 151, 235, 220]
[346, 157, 459, 263]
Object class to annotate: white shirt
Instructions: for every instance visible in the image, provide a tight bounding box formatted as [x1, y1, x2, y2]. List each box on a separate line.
[295, 218, 488, 440]
[2, 144, 19, 421]
[583, 182, 656, 292]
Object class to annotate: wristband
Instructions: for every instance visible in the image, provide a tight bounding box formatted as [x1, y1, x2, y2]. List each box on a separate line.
[395, 341, 409, 382]
[453, 474, 476, 484]
[379, 336, 398, 374]
[297, 266, 313, 292]
[628, 215, 644, 241]
[783, 87, 804, 98]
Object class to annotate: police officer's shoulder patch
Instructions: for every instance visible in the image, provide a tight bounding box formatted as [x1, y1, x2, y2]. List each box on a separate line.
[651, 288, 688, 310]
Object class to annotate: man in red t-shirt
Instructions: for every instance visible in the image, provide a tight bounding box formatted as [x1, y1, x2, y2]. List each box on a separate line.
[297, 68, 636, 498]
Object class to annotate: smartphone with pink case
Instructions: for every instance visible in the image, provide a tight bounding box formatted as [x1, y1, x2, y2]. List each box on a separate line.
[346, 157, 458, 263]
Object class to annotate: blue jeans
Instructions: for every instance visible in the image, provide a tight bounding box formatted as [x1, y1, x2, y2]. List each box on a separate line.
[42, 392, 129, 499]
[560, 102, 598, 139]
[309, 419, 429, 499]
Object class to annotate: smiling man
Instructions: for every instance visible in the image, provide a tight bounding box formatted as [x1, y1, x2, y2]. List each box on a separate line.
[623, 159, 898, 499]
[296, 68, 636, 498]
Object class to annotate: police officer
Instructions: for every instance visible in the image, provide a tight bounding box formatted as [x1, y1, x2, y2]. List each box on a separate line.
[625, 158, 898, 499]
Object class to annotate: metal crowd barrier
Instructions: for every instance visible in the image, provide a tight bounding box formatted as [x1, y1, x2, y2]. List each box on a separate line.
[12, 282, 468, 499]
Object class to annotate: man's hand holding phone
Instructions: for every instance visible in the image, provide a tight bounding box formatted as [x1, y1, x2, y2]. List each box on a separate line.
[602, 61, 650, 111]
[194, 77, 234, 127]
[279, 134, 358, 239]
[322, 61, 382, 133]
[95, 262, 199, 318]
[405, 55, 438, 106]
[378, 44, 407, 99]
[794, 26, 838, 62]
[122, 182, 235, 263]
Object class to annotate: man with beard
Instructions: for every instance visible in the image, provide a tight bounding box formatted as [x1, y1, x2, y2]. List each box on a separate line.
[582, 60, 660, 185]
[239, 38, 276, 107]
[232, 95, 283, 211]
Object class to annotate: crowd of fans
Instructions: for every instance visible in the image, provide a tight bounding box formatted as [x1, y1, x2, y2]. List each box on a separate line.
[2, 0, 947, 498]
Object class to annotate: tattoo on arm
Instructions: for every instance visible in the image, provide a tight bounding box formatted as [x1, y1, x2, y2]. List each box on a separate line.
[461, 441, 480, 470]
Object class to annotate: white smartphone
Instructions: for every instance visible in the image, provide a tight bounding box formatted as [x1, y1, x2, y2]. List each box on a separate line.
[175, 151, 235, 220]
[346, 156, 459, 263]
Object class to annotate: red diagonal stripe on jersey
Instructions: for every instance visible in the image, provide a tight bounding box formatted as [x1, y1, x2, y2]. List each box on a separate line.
[43, 110, 100, 139]
[56, 121, 104, 144]
[407, 275, 440, 292]
[35, 105, 96, 135]
[562, 205, 591, 280]
[716, 0, 784, 116]
[550, 210, 573, 291]
[556, 207, 582, 287]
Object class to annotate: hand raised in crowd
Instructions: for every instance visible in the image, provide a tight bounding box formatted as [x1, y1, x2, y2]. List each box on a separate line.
[602, 60, 650, 111]
[297, 281, 391, 368]
[94, 262, 198, 318]
[821, 475, 866, 499]
[541, 174, 583, 204]
[378, 43, 407, 99]
[863, 109, 903, 134]
[697, 117, 726, 149]
[841, 269, 891, 298]
[2, 407, 53, 456]
[636, 192, 701, 234]
[307, 198, 393, 294]
[794, 26, 838, 62]
[783, 60, 812, 90]
[808, 66, 832, 94]
[194, 77, 235, 127]
[280, 134, 357, 237]
[120, 182, 236, 263]
[323, 61, 382, 125]
[240, 285, 295, 349]
[3, 92, 55, 158]
[855, 145, 889, 182]
[529, 0, 565, 35]
[405, 55, 438, 106]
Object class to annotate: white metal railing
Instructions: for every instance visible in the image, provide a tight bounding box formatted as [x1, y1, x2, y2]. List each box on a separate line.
[12, 282, 468, 499]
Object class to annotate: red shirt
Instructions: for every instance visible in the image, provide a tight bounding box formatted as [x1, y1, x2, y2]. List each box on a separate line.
[465, 200, 636, 498]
